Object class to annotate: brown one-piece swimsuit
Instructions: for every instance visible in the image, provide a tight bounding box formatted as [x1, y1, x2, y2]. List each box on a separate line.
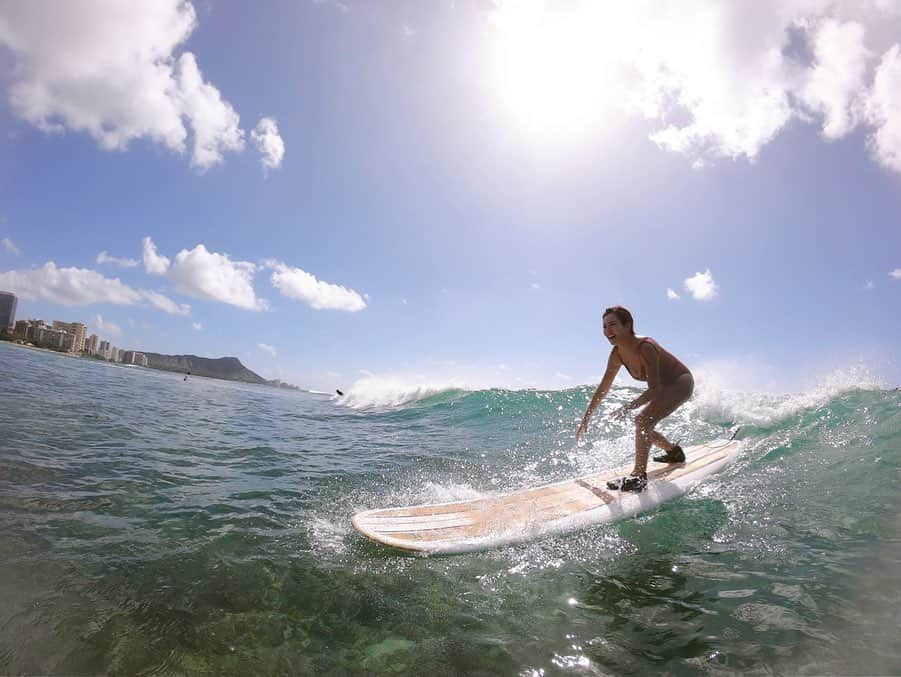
[617, 337, 691, 386]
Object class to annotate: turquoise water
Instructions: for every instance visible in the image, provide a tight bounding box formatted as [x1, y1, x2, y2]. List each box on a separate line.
[1, 341, 900, 675]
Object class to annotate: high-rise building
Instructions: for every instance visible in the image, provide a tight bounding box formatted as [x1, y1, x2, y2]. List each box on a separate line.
[52, 321, 87, 352]
[36, 326, 72, 349]
[86, 334, 99, 354]
[22, 319, 47, 340]
[99, 339, 110, 358]
[123, 350, 148, 367]
[61, 331, 76, 352]
[0, 291, 16, 329]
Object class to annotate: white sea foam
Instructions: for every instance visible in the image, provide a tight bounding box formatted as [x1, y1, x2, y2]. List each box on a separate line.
[337, 375, 470, 409]
[416, 481, 487, 504]
[689, 363, 885, 427]
[308, 516, 351, 555]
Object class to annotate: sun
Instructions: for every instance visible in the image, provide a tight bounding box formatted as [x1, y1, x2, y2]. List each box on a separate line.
[489, 1, 627, 140]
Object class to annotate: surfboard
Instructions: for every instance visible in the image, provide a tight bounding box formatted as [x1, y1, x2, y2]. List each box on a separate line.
[352, 438, 741, 554]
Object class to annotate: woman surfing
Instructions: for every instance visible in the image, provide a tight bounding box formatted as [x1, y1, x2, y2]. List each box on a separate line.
[576, 306, 693, 492]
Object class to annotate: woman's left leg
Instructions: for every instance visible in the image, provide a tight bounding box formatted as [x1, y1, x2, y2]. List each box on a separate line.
[650, 430, 675, 451]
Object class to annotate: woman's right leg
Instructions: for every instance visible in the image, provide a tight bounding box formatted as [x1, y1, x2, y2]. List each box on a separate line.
[608, 374, 694, 491]
[633, 373, 694, 475]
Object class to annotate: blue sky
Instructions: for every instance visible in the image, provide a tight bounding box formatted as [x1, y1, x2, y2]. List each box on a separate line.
[1, 1, 900, 392]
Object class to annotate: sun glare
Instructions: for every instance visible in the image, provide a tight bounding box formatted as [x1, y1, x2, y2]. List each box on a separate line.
[490, 1, 626, 140]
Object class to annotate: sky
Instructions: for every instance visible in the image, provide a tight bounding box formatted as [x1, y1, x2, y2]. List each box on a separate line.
[1, 0, 900, 393]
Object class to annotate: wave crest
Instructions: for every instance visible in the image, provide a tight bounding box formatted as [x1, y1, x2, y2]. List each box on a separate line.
[337, 376, 470, 410]
[690, 364, 885, 427]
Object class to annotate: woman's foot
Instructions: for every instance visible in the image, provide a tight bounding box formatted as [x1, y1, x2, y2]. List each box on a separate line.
[606, 472, 648, 492]
[653, 444, 685, 463]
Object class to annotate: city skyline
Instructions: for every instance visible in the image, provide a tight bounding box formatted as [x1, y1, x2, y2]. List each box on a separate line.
[9, 317, 138, 363]
[3, 291, 149, 365]
[3, 291, 275, 378]
[2, 3, 901, 393]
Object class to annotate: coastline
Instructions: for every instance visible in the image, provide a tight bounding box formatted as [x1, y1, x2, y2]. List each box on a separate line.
[0, 340, 299, 389]
[0, 339, 81, 359]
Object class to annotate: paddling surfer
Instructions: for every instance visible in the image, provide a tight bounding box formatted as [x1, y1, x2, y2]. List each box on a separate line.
[575, 306, 693, 492]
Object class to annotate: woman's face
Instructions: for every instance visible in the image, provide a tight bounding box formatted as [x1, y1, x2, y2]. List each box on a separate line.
[603, 313, 629, 344]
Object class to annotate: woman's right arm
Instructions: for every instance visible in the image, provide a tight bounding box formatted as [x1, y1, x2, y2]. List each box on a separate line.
[576, 350, 620, 441]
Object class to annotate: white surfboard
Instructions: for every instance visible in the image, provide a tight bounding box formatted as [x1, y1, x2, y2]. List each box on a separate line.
[352, 438, 741, 554]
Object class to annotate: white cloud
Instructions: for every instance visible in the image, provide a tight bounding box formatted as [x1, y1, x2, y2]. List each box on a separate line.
[257, 342, 276, 357]
[175, 52, 245, 170]
[865, 45, 901, 171]
[0, 262, 142, 306]
[2, 237, 20, 255]
[169, 244, 267, 310]
[684, 269, 718, 301]
[666, 287, 681, 301]
[266, 260, 366, 311]
[251, 117, 285, 173]
[142, 236, 170, 275]
[96, 250, 139, 268]
[485, 2, 901, 170]
[864, 279, 875, 289]
[801, 19, 871, 139]
[94, 313, 122, 338]
[142, 289, 190, 316]
[192, 321, 203, 330]
[530, 282, 541, 290]
[0, 261, 187, 314]
[142, 236, 269, 311]
[0, 1, 249, 169]
[890, 268, 901, 279]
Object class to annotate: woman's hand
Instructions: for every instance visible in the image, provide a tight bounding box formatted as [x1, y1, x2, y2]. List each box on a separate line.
[575, 419, 589, 442]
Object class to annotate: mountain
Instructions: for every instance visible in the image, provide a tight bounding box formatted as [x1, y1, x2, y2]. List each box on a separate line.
[144, 353, 267, 384]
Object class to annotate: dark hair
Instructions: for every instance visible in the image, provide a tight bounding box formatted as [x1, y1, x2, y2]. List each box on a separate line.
[603, 305, 635, 335]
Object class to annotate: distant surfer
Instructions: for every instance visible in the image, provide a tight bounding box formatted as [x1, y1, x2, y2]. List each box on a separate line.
[576, 306, 693, 492]
[336, 388, 344, 396]
[184, 370, 190, 381]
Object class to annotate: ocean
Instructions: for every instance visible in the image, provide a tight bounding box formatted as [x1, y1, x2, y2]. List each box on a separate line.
[1, 340, 900, 675]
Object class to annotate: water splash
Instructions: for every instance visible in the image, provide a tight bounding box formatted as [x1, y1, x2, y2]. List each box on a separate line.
[689, 364, 886, 427]
[337, 376, 470, 410]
